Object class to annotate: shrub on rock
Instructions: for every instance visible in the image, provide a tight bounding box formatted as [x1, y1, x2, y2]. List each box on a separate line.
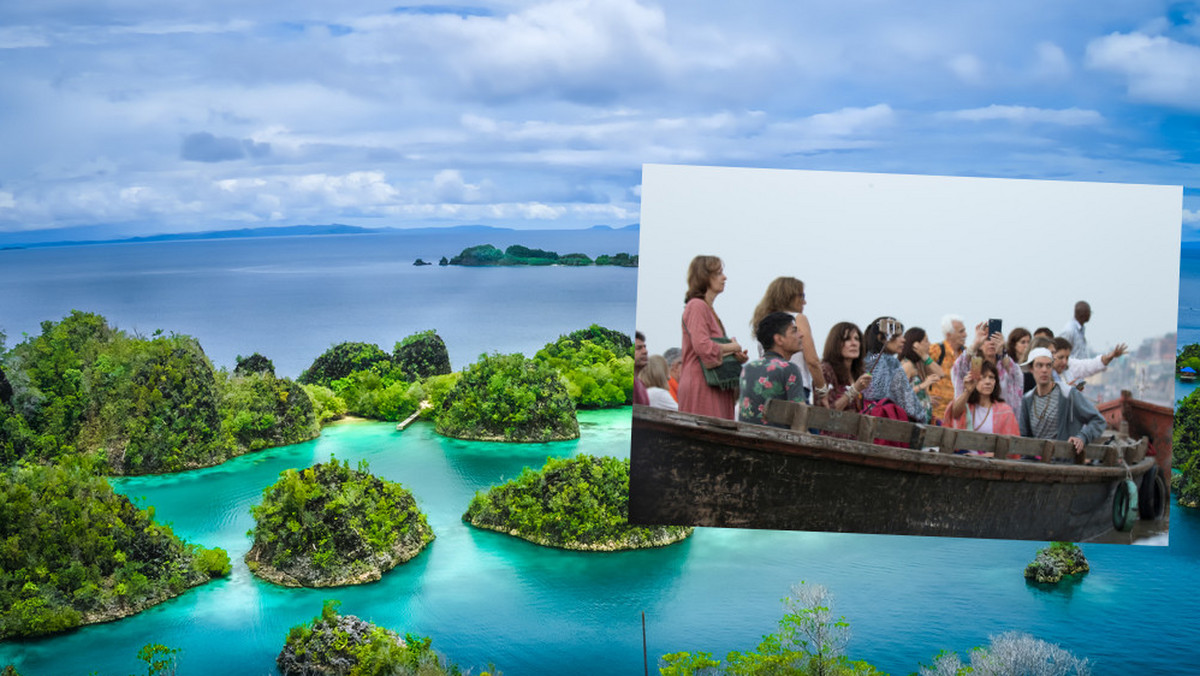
[246, 458, 433, 587]
[436, 353, 578, 442]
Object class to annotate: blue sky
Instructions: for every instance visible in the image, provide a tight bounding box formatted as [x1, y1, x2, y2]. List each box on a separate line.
[1, 1, 1198, 239]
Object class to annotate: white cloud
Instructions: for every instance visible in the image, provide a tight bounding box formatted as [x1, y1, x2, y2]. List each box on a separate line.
[0, 26, 50, 49]
[0, 192, 15, 209]
[1086, 32, 1200, 109]
[1185, 208, 1200, 225]
[948, 53, 984, 84]
[431, 169, 487, 203]
[943, 105, 1103, 125]
[1032, 41, 1071, 79]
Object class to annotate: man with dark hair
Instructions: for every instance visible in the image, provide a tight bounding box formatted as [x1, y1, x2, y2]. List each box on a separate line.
[1033, 327, 1055, 340]
[737, 312, 805, 425]
[1061, 301, 1091, 358]
[633, 331, 650, 406]
[1051, 336, 1127, 394]
[1019, 347, 1106, 457]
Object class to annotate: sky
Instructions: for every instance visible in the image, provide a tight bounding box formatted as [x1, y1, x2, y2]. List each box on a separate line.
[1, 1, 1199, 241]
[635, 164, 1181, 360]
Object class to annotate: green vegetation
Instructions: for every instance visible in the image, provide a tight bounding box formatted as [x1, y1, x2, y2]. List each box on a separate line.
[246, 458, 434, 587]
[235, 352, 275, 377]
[294, 333, 453, 423]
[436, 353, 579, 442]
[278, 600, 491, 676]
[298, 342, 394, 388]
[1174, 389, 1200, 507]
[464, 455, 691, 550]
[660, 582, 881, 676]
[217, 370, 319, 454]
[919, 632, 1091, 676]
[534, 325, 634, 409]
[1177, 343, 1200, 375]
[0, 311, 316, 474]
[446, 243, 637, 267]
[1024, 542, 1089, 584]
[0, 460, 230, 639]
[393, 330, 452, 381]
[594, 252, 638, 267]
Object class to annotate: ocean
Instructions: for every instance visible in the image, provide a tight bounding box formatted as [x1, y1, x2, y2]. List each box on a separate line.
[1, 231, 1198, 675]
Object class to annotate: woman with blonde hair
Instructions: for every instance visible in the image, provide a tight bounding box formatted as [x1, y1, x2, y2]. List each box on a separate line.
[639, 354, 678, 410]
[678, 255, 747, 419]
[750, 276, 828, 405]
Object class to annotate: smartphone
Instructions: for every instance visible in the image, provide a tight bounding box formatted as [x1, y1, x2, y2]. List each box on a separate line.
[987, 318, 1002, 338]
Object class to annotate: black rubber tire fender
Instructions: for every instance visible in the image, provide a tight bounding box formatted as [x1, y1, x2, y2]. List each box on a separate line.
[1138, 464, 1166, 520]
[1113, 478, 1138, 532]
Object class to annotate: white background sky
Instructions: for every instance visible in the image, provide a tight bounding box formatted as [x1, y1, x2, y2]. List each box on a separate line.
[636, 164, 1181, 359]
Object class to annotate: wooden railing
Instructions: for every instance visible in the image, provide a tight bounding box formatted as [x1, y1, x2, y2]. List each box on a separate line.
[763, 399, 1147, 466]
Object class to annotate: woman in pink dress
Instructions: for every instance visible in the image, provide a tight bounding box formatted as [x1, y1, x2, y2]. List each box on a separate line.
[677, 255, 747, 419]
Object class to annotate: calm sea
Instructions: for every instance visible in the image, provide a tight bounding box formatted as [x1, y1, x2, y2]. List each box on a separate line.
[0, 230, 639, 378]
[1, 233, 1198, 675]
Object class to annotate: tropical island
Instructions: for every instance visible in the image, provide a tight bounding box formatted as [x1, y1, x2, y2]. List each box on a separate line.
[279, 601, 483, 676]
[437, 352, 580, 442]
[0, 311, 318, 475]
[1024, 542, 1090, 584]
[0, 460, 230, 639]
[447, 243, 638, 267]
[245, 458, 434, 587]
[534, 325, 634, 409]
[464, 455, 692, 551]
[1175, 343, 1200, 507]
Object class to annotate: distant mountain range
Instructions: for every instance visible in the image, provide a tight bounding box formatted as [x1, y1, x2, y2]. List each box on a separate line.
[0, 223, 639, 250]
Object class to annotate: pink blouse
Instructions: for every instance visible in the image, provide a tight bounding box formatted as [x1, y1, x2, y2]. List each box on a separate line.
[677, 298, 737, 419]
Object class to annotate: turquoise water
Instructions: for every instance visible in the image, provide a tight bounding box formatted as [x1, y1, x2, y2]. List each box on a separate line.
[2, 409, 1195, 675]
[2, 234, 1198, 674]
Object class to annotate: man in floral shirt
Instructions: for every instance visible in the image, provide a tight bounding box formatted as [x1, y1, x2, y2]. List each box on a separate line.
[738, 312, 806, 425]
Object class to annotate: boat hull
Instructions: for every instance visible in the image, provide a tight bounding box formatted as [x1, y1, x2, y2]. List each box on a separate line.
[629, 407, 1156, 542]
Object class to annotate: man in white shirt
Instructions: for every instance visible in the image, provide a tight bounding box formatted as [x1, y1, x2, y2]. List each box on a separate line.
[1061, 301, 1091, 358]
[1051, 336, 1127, 394]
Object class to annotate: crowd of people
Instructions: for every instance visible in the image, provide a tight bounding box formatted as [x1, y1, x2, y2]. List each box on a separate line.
[635, 256, 1131, 458]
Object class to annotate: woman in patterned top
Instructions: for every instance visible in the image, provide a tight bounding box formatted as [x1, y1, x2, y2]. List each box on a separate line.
[900, 327, 943, 424]
[860, 316, 929, 423]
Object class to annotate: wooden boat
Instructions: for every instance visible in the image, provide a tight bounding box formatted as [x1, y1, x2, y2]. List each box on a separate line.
[629, 399, 1162, 543]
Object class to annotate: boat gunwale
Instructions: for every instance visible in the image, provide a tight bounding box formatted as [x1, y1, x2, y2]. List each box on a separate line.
[633, 406, 1155, 484]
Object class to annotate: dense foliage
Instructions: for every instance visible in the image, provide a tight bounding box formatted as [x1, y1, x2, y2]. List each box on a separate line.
[298, 342, 394, 388]
[0, 460, 230, 639]
[661, 582, 881, 676]
[235, 352, 275, 377]
[464, 455, 690, 550]
[246, 458, 434, 587]
[217, 370, 319, 453]
[1174, 388, 1200, 507]
[533, 325, 634, 408]
[1024, 542, 1089, 584]
[1177, 343, 1200, 374]
[0, 312, 317, 474]
[279, 601, 483, 676]
[436, 353, 579, 442]
[446, 243, 637, 267]
[296, 333, 453, 423]
[392, 330, 452, 381]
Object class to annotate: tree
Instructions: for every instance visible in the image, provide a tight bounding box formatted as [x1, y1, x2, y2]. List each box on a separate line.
[234, 353, 275, 377]
[920, 632, 1091, 676]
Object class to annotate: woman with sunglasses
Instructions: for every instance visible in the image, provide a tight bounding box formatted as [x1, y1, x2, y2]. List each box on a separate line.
[860, 316, 929, 423]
